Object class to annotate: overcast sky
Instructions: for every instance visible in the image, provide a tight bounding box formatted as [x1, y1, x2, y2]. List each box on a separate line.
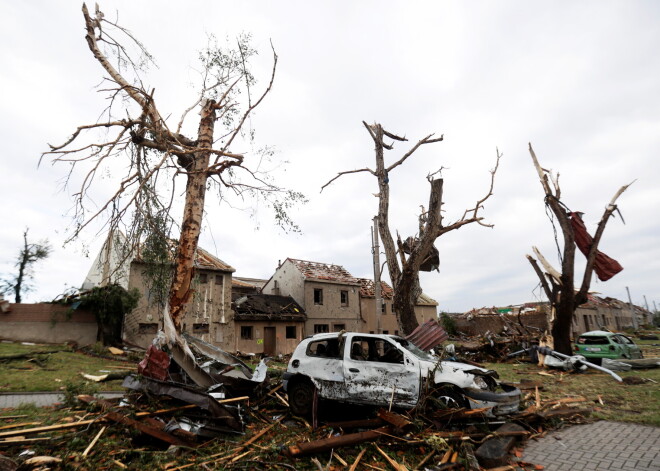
[1, 1, 658, 313]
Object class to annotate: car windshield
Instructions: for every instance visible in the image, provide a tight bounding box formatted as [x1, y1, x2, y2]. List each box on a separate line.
[391, 337, 436, 361]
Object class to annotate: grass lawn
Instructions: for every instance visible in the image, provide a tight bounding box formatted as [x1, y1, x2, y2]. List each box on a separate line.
[0, 341, 135, 392]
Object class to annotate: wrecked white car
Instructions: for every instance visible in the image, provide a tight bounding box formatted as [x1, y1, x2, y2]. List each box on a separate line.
[283, 332, 520, 417]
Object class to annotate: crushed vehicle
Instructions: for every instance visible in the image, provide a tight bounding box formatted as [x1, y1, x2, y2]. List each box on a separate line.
[283, 332, 520, 417]
[574, 330, 643, 365]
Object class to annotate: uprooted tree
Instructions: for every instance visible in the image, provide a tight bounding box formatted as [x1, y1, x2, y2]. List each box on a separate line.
[42, 4, 302, 333]
[526, 144, 632, 355]
[323, 122, 500, 335]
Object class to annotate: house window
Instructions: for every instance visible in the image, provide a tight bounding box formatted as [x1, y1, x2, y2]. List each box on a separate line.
[240, 326, 253, 340]
[314, 288, 323, 305]
[215, 275, 223, 285]
[394, 330, 399, 336]
[193, 323, 209, 334]
[198, 273, 208, 283]
[381, 303, 386, 313]
[340, 290, 349, 307]
[314, 324, 329, 334]
[138, 323, 158, 334]
[383, 330, 389, 335]
[333, 324, 345, 332]
[286, 326, 296, 339]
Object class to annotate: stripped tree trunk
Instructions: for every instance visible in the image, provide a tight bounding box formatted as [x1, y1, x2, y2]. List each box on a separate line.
[169, 101, 215, 330]
[526, 144, 632, 355]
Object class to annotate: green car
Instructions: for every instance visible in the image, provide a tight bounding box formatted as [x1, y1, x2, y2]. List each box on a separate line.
[574, 330, 643, 365]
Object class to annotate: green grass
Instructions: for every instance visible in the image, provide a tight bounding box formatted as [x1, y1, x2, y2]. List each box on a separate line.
[0, 341, 134, 392]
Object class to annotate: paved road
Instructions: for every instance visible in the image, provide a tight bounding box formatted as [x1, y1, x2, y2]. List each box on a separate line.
[0, 391, 123, 408]
[522, 421, 660, 470]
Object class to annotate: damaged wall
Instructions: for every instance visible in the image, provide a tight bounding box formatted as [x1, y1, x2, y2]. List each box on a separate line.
[123, 262, 235, 349]
[233, 321, 304, 356]
[454, 311, 548, 337]
[0, 303, 97, 345]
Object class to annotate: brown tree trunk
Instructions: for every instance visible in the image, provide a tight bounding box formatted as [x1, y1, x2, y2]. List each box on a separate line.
[168, 101, 216, 330]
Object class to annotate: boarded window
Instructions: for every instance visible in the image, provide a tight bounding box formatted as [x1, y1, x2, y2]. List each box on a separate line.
[340, 290, 349, 306]
[215, 275, 224, 285]
[314, 288, 323, 305]
[241, 326, 253, 340]
[193, 323, 209, 334]
[198, 273, 208, 283]
[138, 323, 158, 334]
[314, 324, 329, 334]
[286, 326, 296, 339]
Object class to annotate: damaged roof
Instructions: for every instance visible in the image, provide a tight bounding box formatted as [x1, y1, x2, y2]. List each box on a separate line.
[195, 246, 235, 272]
[287, 258, 361, 285]
[358, 278, 394, 299]
[357, 278, 439, 306]
[233, 294, 307, 322]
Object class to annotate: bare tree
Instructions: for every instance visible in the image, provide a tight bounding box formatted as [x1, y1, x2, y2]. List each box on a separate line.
[42, 4, 301, 331]
[526, 144, 632, 355]
[323, 122, 500, 335]
[1, 229, 51, 303]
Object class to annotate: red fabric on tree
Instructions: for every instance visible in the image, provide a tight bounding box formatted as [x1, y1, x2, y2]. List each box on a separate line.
[570, 212, 623, 281]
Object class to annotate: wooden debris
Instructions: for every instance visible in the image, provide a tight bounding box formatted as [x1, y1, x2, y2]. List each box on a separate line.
[77, 395, 194, 447]
[349, 448, 367, 471]
[0, 419, 98, 439]
[287, 426, 393, 457]
[82, 426, 106, 457]
[374, 444, 409, 471]
[0, 422, 41, 431]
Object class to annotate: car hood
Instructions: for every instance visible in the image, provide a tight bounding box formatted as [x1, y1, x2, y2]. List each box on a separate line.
[418, 358, 498, 389]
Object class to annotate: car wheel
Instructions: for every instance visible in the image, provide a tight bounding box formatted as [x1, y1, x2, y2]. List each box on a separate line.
[433, 385, 468, 410]
[288, 378, 315, 416]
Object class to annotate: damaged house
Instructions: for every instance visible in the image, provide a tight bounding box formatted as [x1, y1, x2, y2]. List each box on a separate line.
[82, 232, 236, 349]
[232, 293, 306, 356]
[261, 259, 439, 337]
[357, 278, 439, 335]
[263, 258, 362, 335]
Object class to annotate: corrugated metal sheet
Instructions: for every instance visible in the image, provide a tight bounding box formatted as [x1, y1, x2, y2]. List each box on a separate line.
[405, 319, 448, 351]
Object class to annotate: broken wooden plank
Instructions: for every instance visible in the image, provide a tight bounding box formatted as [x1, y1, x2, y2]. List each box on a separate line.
[82, 426, 106, 457]
[0, 419, 98, 439]
[349, 448, 367, 471]
[287, 426, 393, 457]
[374, 444, 409, 471]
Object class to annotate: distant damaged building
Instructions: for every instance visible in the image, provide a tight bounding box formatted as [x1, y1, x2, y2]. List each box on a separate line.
[357, 278, 438, 335]
[263, 258, 362, 335]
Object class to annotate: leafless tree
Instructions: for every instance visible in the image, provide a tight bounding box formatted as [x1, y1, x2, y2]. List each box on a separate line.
[41, 4, 301, 331]
[526, 144, 632, 355]
[323, 122, 500, 335]
[1, 229, 51, 303]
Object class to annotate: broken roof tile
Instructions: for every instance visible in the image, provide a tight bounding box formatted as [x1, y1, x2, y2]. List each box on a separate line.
[287, 258, 360, 285]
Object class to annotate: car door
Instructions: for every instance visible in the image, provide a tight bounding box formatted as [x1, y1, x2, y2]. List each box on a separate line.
[616, 335, 641, 359]
[343, 335, 420, 408]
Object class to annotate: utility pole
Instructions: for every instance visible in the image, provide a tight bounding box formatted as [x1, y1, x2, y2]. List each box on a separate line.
[626, 286, 638, 330]
[372, 216, 382, 334]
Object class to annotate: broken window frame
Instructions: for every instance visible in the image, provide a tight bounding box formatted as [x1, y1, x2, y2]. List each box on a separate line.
[313, 288, 323, 305]
[340, 290, 349, 307]
[313, 324, 329, 334]
[240, 326, 253, 340]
